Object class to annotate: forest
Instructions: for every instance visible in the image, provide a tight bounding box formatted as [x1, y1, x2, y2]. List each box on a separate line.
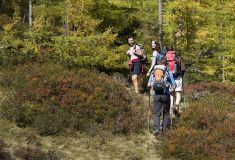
[0, 0, 234, 160]
[0, 0, 234, 81]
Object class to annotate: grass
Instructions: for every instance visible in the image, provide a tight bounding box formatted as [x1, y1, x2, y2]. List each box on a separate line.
[0, 119, 162, 160]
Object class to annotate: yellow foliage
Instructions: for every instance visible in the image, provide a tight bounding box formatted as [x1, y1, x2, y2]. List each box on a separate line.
[204, 66, 216, 76]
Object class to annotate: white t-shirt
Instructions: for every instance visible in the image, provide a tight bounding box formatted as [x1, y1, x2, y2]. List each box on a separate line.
[150, 51, 159, 62]
[128, 45, 140, 60]
[147, 50, 159, 73]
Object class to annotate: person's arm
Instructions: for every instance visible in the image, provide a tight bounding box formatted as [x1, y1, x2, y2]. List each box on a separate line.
[149, 74, 154, 87]
[126, 49, 130, 55]
[134, 45, 142, 56]
[147, 51, 158, 76]
[168, 71, 175, 86]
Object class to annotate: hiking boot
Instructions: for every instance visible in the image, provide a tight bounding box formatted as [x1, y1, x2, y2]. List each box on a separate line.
[135, 91, 143, 96]
[153, 131, 160, 140]
[172, 105, 180, 117]
[135, 90, 140, 94]
[162, 128, 170, 137]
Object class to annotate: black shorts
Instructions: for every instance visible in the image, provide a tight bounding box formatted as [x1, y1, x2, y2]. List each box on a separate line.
[131, 61, 142, 76]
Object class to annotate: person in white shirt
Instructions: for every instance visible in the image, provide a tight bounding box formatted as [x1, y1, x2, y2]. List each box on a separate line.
[126, 36, 143, 94]
[147, 40, 161, 77]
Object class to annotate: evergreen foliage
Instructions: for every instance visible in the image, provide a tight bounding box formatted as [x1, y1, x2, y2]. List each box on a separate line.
[0, 0, 234, 81]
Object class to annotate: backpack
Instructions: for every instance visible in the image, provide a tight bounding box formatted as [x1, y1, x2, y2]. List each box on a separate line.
[153, 65, 167, 94]
[166, 51, 186, 77]
[160, 47, 167, 56]
[166, 51, 178, 76]
[175, 56, 186, 77]
[155, 52, 165, 65]
[134, 44, 148, 64]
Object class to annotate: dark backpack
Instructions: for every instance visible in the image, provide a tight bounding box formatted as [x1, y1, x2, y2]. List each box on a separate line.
[153, 78, 167, 94]
[134, 44, 148, 64]
[160, 47, 167, 56]
[175, 55, 186, 77]
[153, 66, 167, 94]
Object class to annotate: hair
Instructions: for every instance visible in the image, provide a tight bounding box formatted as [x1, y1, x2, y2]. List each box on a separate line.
[127, 35, 134, 40]
[166, 44, 174, 51]
[152, 40, 160, 51]
[159, 56, 167, 65]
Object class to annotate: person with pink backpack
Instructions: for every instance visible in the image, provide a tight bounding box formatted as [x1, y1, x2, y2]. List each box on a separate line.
[165, 45, 186, 117]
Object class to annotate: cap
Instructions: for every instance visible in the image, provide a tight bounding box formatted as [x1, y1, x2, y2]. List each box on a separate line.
[154, 65, 166, 71]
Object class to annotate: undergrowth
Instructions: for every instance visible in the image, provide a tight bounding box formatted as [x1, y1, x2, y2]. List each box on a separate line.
[0, 63, 147, 135]
[161, 82, 235, 160]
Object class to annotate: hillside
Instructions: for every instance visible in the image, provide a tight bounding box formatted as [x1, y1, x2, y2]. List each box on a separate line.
[0, 65, 234, 159]
[0, 0, 234, 159]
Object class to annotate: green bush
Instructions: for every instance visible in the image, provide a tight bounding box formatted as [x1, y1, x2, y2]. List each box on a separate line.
[161, 89, 235, 160]
[0, 63, 146, 135]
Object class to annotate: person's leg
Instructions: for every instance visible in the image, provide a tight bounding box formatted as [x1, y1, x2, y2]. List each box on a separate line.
[174, 77, 183, 112]
[170, 91, 177, 117]
[170, 91, 174, 109]
[132, 62, 141, 93]
[175, 91, 181, 106]
[162, 95, 171, 132]
[132, 75, 139, 93]
[148, 74, 154, 96]
[153, 95, 162, 134]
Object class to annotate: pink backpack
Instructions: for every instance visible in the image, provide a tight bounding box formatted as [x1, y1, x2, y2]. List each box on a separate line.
[166, 51, 177, 75]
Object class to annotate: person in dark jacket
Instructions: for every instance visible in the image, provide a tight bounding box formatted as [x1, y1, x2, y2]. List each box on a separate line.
[149, 58, 175, 138]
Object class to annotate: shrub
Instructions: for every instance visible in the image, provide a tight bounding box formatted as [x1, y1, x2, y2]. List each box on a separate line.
[161, 89, 235, 160]
[185, 82, 235, 99]
[0, 139, 12, 160]
[0, 63, 147, 135]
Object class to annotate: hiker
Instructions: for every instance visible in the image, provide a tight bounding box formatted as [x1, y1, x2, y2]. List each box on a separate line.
[126, 36, 143, 94]
[146, 40, 162, 90]
[165, 45, 186, 117]
[147, 40, 162, 95]
[146, 40, 161, 77]
[149, 58, 175, 138]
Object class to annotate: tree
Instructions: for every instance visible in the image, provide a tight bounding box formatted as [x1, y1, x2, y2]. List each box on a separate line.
[29, 0, 32, 27]
[0, 0, 3, 13]
[158, 0, 163, 48]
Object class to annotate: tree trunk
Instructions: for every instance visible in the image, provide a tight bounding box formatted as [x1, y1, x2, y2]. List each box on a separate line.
[29, 0, 32, 27]
[158, 0, 163, 48]
[64, 3, 69, 36]
[0, 0, 3, 13]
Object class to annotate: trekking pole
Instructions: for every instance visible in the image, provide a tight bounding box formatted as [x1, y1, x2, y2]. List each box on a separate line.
[182, 77, 187, 112]
[147, 89, 151, 132]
